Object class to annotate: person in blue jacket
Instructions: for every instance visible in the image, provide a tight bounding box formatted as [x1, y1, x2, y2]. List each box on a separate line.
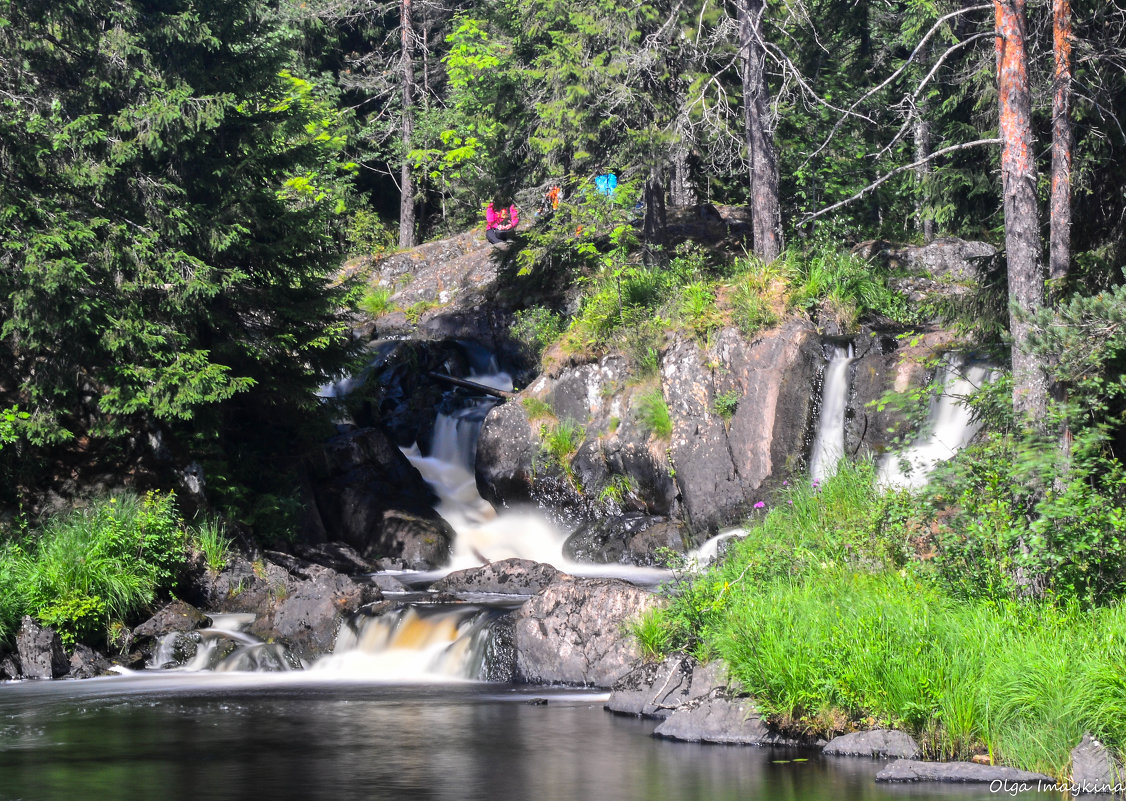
[594, 171, 617, 196]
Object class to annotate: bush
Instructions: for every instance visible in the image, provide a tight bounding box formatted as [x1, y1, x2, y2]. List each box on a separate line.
[511, 306, 565, 360]
[0, 492, 189, 648]
[358, 287, 393, 317]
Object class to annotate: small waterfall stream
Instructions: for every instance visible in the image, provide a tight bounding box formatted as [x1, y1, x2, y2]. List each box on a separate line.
[877, 355, 994, 489]
[809, 342, 855, 484]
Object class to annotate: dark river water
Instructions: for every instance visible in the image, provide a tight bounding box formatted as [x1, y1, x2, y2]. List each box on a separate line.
[0, 674, 1017, 801]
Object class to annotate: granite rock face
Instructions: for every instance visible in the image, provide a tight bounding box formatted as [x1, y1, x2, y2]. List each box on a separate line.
[606, 656, 727, 719]
[513, 575, 657, 687]
[431, 559, 560, 595]
[1071, 734, 1125, 794]
[15, 616, 69, 679]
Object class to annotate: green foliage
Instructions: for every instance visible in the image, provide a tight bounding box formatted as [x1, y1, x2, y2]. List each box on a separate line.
[598, 473, 637, 506]
[521, 397, 556, 421]
[0, 405, 28, 451]
[511, 306, 565, 361]
[630, 606, 671, 662]
[635, 388, 672, 439]
[783, 246, 915, 327]
[358, 287, 394, 318]
[0, 492, 188, 648]
[193, 519, 233, 573]
[712, 390, 739, 421]
[539, 418, 585, 468]
[345, 209, 398, 257]
[649, 463, 1126, 777]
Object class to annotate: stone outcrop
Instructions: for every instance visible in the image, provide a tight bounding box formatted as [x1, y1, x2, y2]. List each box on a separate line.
[253, 567, 378, 663]
[133, 600, 211, 639]
[479, 319, 822, 537]
[854, 237, 998, 306]
[68, 644, 111, 679]
[513, 574, 657, 687]
[823, 729, 922, 759]
[15, 616, 69, 679]
[606, 656, 727, 718]
[875, 760, 1053, 785]
[563, 513, 692, 567]
[302, 426, 455, 569]
[652, 696, 801, 746]
[1071, 734, 1124, 794]
[431, 558, 560, 595]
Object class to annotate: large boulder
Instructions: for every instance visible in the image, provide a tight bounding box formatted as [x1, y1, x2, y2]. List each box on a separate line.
[68, 644, 111, 679]
[180, 552, 295, 614]
[15, 616, 69, 679]
[563, 513, 693, 566]
[875, 760, 1053, 785]
[133, 600, 211, 639]
[652, 696, 801, 746]
[823, 729, 922, 759]
[303, 426, 455, 569]
[513, 575, 657, 687]
[606, 656, 728, 718]
[431, 558, 560, 595]
[255, 567, 378, 663]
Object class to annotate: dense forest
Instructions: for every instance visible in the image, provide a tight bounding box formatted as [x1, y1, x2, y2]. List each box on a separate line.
[3, 0, 1126, 709]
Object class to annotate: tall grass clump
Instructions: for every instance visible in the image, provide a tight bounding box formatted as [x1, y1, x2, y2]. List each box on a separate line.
[358, 286, 393, 317]
[635, 388, 673, 438]
[193, 519, 233, 573]
[650, 461, 1126, 779]
[783, 246, 914, 326]
[0, 492, 188, 648]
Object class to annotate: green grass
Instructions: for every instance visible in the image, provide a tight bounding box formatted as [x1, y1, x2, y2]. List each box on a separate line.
[521, 396, 556, 421]
[0, 492, 188, 648]
[650, 462, 1126, 779]
[193, 519, 233, 573]
[358, 286, 393, 317]
[635, 388, 672, 439]
[541, 418, 584, 465]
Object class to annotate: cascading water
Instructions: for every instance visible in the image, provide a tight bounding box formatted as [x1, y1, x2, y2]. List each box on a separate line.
[877, 355, 994, 489]
[809, 342, 855, 484]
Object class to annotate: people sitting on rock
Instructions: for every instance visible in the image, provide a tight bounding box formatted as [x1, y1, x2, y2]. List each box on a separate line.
[485, 197, 519, 244]
[537, 185, 561, 218]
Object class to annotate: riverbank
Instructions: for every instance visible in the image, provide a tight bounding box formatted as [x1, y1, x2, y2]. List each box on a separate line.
[641, 461, 1126, 780]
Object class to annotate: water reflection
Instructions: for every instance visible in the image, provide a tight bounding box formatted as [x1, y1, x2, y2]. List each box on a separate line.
[0, 678, 1011, 801]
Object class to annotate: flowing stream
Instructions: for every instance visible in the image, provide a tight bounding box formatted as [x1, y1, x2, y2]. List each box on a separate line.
[877, 356, 994, 489]
[809, 342, 855, 484]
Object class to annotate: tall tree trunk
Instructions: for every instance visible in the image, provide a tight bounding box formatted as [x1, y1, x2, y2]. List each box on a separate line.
[996, 0, 1047, 421]
[398, 0, 416, 250]
[643, 166, 668, 264]
[740, 0, 782, 263]
[914, 41, 935, 243]
[1049, 0, 1072, 299]
[669, 143, 695, 207]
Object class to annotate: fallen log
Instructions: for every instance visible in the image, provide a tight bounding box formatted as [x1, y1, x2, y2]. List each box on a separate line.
[428, 371, 515, 400]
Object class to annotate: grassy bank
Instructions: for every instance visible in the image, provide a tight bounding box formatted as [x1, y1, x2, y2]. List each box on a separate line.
[0, 493, 224, 650]
[643, 462, 1126, 779]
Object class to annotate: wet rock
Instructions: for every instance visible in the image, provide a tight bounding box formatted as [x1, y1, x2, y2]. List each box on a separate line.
[378, 510, 454, 570]
[68, 644, 111, 679]
[180, 552, 294, 615]
[431, 559, 559, 595]
[875, 760, 1053, 784]
[257, 568, 381, 663]
[303, 427, 454, 568]
[514, 575, 657, 687]
[823, 730, 922, 759]
[15, 616, 69, 679]
[133, 600, 211, 639]
[371, 574, 410, 593]
[0, 646, 21, 680]
[653, 696, 801, 746]
[607, 656, 728, 719]
[481, 614, 517, 683]
[148, 632, 202, 669]
[475, 401, 540, 508]
[294, 542, 374, 575]
[564, 513, 693, 566]
[1071, 734, 1125, 793]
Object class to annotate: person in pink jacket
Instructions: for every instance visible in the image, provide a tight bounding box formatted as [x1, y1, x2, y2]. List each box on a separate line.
[485, 198, 519, 244]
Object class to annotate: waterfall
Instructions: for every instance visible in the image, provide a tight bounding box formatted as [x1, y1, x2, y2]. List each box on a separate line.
[877, 355, 994, 489]
[311, 606, 500, 681]
[809, 343, 855, 484]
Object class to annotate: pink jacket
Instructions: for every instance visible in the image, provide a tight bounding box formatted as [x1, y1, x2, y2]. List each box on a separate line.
[486, 203, 519, 230]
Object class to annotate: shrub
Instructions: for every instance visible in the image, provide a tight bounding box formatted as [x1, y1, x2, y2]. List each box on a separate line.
[0, 492, 188, 648]
[358, 287, 393, 317]
[713, 389, 739, 420]
[193, 519, 233, 573]
[512, 306, 565, 360]
[635, 388, 672, 439]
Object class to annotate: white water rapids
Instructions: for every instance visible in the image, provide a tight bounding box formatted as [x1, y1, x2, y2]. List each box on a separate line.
[809, 343, 855, 484]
